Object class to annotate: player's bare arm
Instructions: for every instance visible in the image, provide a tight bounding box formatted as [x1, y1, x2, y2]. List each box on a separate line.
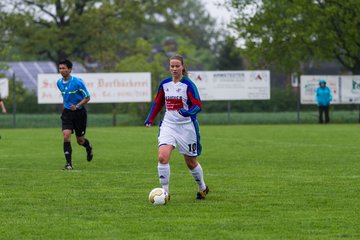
[70, 97, 90, 111]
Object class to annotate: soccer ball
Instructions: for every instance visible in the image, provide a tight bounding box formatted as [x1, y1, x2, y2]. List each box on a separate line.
[148, 188, 169, 205]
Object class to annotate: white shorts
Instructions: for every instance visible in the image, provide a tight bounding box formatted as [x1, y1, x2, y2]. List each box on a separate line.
[158, 120, 202, 157]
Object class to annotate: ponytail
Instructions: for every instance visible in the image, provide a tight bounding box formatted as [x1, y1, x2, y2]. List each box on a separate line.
[182, 66, 188, 76]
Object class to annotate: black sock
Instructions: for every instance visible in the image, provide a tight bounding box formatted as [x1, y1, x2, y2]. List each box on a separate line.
[64, 142, 72, 165]
[82, 138, 91, 149]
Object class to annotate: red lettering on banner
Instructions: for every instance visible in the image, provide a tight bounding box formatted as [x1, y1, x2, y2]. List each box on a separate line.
[42, 80, 57, 89]
[166, 98, 183, 110]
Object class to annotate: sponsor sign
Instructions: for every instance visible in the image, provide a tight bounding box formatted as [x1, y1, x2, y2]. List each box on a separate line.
[38, 73, 151, 104]
[301, 75, 340, 104]
[188, 71, 270, 101]
[0, 78, 9, 98]
[340, 76, 360, 103]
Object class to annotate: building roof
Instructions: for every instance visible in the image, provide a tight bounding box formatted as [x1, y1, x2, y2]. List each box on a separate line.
[1, 61, 86, 92]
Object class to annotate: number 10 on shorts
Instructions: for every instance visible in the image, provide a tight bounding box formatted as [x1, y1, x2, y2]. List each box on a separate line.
[188, 143, 197, 153]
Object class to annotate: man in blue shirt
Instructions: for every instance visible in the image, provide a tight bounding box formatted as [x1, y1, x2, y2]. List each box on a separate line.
[57, 59, 93, 170]
[315, 79, 332, 124]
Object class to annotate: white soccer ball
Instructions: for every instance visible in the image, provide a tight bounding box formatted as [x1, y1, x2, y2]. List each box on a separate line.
[148, 188, 169, 205]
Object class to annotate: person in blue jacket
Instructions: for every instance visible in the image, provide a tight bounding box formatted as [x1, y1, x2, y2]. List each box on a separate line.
[315, 79, 332, 124]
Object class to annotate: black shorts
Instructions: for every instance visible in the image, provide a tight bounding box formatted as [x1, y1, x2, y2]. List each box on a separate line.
[61, 108, 87, 137]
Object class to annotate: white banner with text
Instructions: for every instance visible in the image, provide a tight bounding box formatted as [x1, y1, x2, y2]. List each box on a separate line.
[301, 75, 360, 104]
[300, 75, 340, 104]
[340, 76, 360, 103]
[188, 70, 270, 101]
[0, 78, 9, 98]
[38, 73, 151, 104]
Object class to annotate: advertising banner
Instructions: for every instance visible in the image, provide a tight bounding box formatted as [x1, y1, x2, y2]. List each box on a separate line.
[300, 75, 340, 104]
[340, 76, 360, 103]
[0, 78, 9, 98]
[38, 73, 151, 104]
[188, 71, 270, 101]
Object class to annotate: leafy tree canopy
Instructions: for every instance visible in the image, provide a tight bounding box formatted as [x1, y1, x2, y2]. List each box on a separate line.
[1, 0, 221, 71]
[229, 0, 360, 73]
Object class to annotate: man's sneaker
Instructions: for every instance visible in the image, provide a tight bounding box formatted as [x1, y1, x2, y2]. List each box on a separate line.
[64, 164, 73, 170]
[196, 185, 209, 200]
[86, 145, 93, 161]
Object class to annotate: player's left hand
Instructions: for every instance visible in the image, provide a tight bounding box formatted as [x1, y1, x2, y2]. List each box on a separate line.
[177, 108, 189, 117]
[70, 104, 77, 111]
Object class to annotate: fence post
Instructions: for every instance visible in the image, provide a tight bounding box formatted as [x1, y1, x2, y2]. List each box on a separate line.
[112, 103, 117, 127]
[297, 84, 300, 124]
[227, 101, 231, 124]
[12, 73, 16, 128]
[292, 73, 300, 124]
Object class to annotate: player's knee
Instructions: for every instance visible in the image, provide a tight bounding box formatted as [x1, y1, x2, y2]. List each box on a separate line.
[158, 154, 169, 164]
[187, 162, 197, 170]
[63, 133, 71, 142]
[77, 138, 85, 145]
[63, 136, 71, 142]
[185, 156, 198, 169]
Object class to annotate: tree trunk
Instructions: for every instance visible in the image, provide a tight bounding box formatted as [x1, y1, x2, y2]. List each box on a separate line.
[351, 65, 360, 75]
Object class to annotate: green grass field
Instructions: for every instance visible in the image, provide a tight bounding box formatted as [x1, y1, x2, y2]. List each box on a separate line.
[0, 125, 360, 239]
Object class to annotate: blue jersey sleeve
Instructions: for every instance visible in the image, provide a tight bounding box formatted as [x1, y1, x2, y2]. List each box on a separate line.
[56, 79, 61, 91]
[77, 79, 90, 98]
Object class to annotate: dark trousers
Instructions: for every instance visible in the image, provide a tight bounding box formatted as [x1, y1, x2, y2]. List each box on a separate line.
[318, 105, 330, 123]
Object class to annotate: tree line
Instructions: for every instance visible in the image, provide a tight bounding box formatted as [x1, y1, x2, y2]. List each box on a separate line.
[1, 0, 360, 116]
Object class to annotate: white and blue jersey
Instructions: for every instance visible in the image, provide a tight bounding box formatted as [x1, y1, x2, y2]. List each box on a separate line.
[57, 75, 90, 110]
[144, 76, 202, 124]
[145, 76, 203, 156]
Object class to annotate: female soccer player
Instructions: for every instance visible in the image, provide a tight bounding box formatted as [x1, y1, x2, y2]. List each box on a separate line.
[144, 54, 209, 200]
